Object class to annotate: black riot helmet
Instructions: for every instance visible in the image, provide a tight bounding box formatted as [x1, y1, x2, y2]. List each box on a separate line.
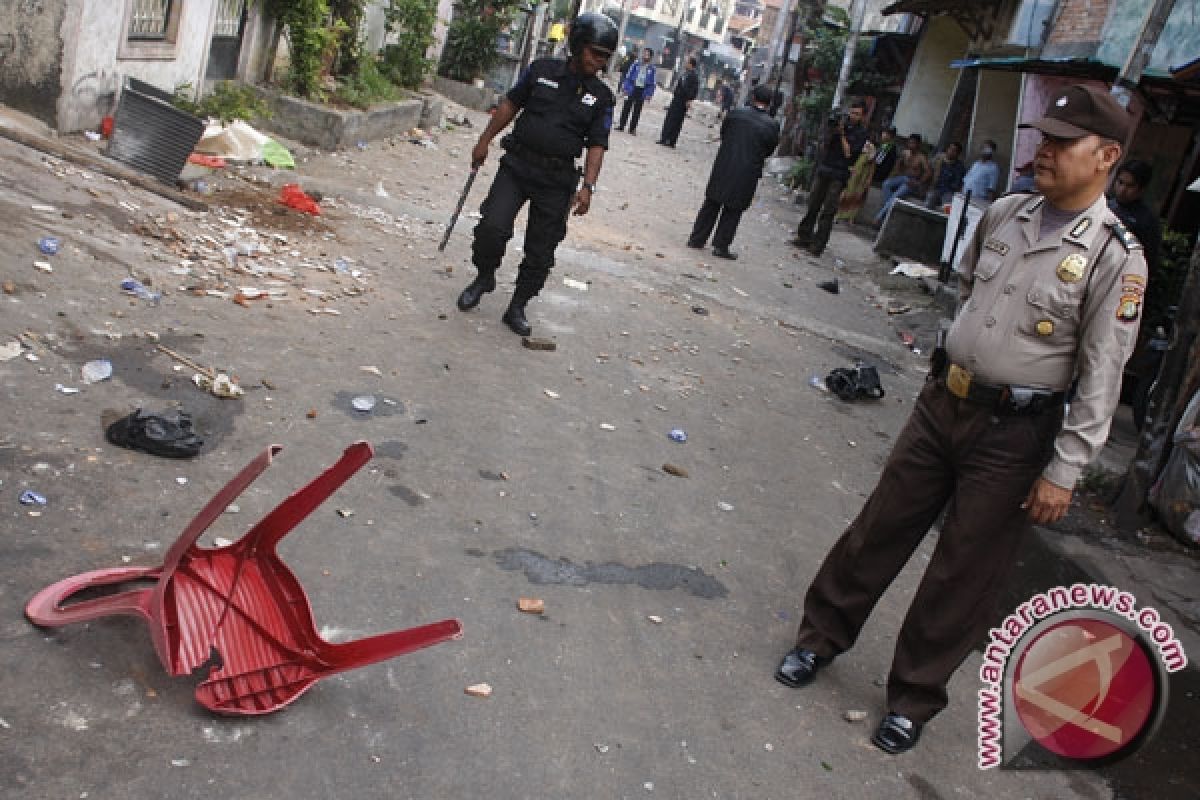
[569, 12, 618, 57]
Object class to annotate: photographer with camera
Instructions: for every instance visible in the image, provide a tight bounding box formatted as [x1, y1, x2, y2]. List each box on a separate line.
[792, 100, 868, 257]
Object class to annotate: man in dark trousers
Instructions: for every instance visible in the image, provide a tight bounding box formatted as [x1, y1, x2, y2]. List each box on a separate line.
[658, 57, 699, 147]
[775, 84, 1144, 755]
[455, 13, 617, 337]
[616, 47, 656, 135]
[686, 84, 779, 259]
[791, 100, 867, 257]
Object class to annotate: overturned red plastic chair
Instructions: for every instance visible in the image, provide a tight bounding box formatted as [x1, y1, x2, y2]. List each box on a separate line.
[26, 442, 462, 715]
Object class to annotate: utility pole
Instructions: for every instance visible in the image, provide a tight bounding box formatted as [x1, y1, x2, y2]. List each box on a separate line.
[1111, 0, 1178, 108]
[830, 0, 867, 111]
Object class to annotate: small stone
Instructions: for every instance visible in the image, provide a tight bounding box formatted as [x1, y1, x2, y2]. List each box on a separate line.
[517, 597, 545, 614]
[465, 682, 493, 698]
[522, 336, 557, 351]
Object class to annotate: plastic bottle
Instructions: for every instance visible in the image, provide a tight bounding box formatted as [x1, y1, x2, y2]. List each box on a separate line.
[120, 278, 161, 304]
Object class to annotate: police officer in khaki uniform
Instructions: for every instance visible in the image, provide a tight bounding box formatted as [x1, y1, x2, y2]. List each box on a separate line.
[774, 84, 1146, 754]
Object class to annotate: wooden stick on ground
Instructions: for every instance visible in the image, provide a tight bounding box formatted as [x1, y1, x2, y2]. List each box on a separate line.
[156, 344, 216, 380]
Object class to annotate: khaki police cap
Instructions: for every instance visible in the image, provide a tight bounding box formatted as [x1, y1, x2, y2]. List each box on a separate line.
[1018, 84, 1133, 143]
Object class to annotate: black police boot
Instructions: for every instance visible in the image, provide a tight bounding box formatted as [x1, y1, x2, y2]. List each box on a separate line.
[502, 299, 532, 336]
[457, 274, 496, 311]
[712, 246, 738, 260]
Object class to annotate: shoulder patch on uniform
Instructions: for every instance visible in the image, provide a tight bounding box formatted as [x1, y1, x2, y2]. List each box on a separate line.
[1069, 217, 1092, 238]
[537, 77, 559, 89]
[1107, 219, 1142, 252]
[983, 238, 1010, 256]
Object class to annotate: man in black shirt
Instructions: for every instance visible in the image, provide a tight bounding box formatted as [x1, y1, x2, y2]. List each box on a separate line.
[792, 100, 868, 257]
[456, 13, 617, 337]
[1107, 159, 1161, 274]
[658, 57, 699, 147]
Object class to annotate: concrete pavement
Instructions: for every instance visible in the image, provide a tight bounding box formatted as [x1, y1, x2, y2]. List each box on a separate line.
[0, 94, 1196, 799]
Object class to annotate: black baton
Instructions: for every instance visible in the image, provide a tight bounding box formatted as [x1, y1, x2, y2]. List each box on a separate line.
[439, 166, 480, 252]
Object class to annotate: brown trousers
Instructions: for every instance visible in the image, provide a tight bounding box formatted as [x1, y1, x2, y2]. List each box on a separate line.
[794, 380, 1063, 723]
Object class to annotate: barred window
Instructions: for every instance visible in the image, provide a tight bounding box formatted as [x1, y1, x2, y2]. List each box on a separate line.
[213, 0, 245, 38]
[129, 0, 173, 40]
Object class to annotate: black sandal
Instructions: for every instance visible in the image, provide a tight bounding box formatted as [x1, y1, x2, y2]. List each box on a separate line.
[871, 712, 922, 754]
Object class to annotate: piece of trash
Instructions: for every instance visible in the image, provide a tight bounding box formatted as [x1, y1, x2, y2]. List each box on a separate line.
[517, 597, 545, 614]
[825, 365, 886, 403]
[886, 302, 912, 315]
[731, 286, 748, 297]
[192, 373, 244, 399]
[844, 710, 869, 723]
[54, 383, 81, 394]
[817, 279, 839, 294]
[170, 759, 191, 768]
[897, 331, 915, 347]
[543, 389, 560, 399]
[0, 341, 21, 362]
[563, 278, 589, 291]
[106, 409, 204, 458]
[84, 130, 102, 141]
[213, 537, 233, 548]
[175, 477, 188, 485]
[351, 395, 376, 412]
[808, 375, 827, 392]
[20, 490, 47, 506]
[337, 509, 354, 518]
[691, 306, 709, 316]
[306, 408, 318, 419]
[717, 501, 734, 512]
[599, 423, 616, 431]
[890, 262, 939, 279]
[31, 204, 57, 213]
[668, 429, 688, 443]
[121, 278, 161, 303]
[595, 743, 610, 754]
[647, 615, 663, 624]
[465, 682, 493, 698]
[374, 181, 389, 197]
[37, 236, 61, 255]
[522, 337, 557, 351]
[279, 183, 321, 216]
[81, 359, 113, 384]
[360, 366, 383, 377]
[34, 260, 53, 274]
[644, 782, 654, 791]
[764, 743, 774, 752]
[662, 464, 689, 478]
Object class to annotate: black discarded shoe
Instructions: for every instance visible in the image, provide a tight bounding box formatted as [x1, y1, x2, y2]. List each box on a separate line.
[872, 712, 922, 754]
[686, 239, 705, 249]
[457, 275, 496, 311]
[502, 302, 532, 336]
[712, 246, 738, 260]
[774, 647, 830, 688]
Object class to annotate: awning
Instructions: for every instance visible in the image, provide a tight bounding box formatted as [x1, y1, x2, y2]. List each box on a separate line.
[949, 55, 1176, 83]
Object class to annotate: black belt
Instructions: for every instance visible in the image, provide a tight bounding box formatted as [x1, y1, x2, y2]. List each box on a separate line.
[938, 363, 1065, 416]
[501, 136, 576, 171]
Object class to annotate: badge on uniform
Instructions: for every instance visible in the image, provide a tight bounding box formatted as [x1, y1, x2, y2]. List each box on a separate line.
[581, 93, 597, 106]
[1036, 320, 1054, 336]
[1117, 273, 1144, 322]
[537, 77, 559, 88]
[1056, 253, 1087, 283]
[983, 238, 1009, 256]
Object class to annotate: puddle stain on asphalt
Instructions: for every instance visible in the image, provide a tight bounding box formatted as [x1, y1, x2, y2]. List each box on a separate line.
[493, 547, 727, 598]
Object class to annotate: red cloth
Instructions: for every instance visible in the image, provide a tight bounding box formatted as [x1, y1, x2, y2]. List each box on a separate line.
[188, 154, 227, 168]
[279, 183, 320, 216]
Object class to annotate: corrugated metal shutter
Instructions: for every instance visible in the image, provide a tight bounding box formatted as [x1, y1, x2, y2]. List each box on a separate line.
[107, 77, 205, 185]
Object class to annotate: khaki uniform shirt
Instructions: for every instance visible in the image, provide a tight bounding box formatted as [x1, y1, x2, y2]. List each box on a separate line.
[947, 192, 1148, 489]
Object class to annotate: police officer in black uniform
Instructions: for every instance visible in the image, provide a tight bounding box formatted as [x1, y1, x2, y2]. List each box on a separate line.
[456, 13, 618, 337]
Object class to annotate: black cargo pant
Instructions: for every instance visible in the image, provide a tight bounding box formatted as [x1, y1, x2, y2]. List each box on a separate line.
[792, 379, 1062, 724]
[794, 167, 845, 255]
[471, 152, 576, 302]
[688, 196, 743, 249]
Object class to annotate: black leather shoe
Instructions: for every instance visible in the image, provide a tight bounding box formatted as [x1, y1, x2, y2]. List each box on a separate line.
[615, 126, 624, 132]
[774, 647, 830, 688]
[712, 246, 738, 260]
[871, 712, 922, 754]
[790, 237, 812, 248]
[686, 239, 705, 249]
[502, 303, 531, 336]
[457, 276, 495, 311]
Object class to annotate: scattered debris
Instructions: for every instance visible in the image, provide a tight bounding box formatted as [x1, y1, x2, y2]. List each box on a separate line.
[0, 341, 23, 361]
[33, 261, 53, 274]
[890, 262, 939, 279]
[81, 359, 113, 384]
[691, 306, 709, 316]
[543, 389, 560, 399]
[106, 409, 204, 458]
[20, 490, 47, 506]
[825, 365, 885, 402]
[360, 365, 383, 377]
[817, 279, 839, 294]
[37, 236, 61, 255]
[464, 682, 493, 698]
[351, 395, 376, 412]
[563, 278, 588, 291]
[668, 429, 687, 443]
[844, 710, 869, 723]
[647, 615, 663, 624]
[337, 509, 354, 518]
[600, 423, 616, 431]
[886, 302, 911, 315]
[716, 501, 734, 512]
[662, 464, 689, 478]
[193, 372, 244, 399]
[522, 337, 557, 351]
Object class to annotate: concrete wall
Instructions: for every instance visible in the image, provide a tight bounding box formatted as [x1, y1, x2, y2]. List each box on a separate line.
[58, 0, 217, 132]
[969, 68, 1021, 190]
[0, 0, 69, 128]
[892, 15, 967, 144]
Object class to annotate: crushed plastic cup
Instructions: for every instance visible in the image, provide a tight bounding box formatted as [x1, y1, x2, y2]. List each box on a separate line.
[37, 237, 61, 255]
[668, 428, 688, 443]
[81, 359, 113, 384]
[352, 395, 376, 412]
[120, 278, 161, 304]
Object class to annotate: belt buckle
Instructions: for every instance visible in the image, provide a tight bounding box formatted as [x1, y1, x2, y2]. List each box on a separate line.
[946, 364, 972, 400]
